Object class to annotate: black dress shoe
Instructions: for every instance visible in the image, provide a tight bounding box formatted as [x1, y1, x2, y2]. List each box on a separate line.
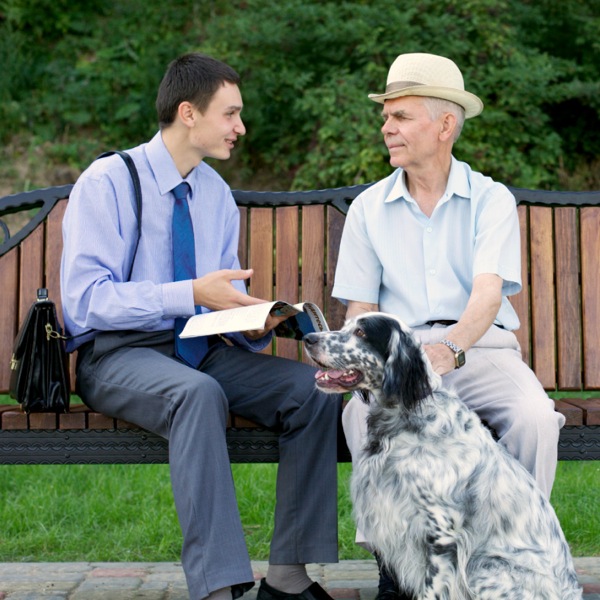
[256, 578, 333, 600]
[375, 555, 415, 600]
[232, 581, 255, 599]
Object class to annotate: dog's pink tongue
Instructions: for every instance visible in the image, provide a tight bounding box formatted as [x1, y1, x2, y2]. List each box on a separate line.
[315, 369, 345, 381]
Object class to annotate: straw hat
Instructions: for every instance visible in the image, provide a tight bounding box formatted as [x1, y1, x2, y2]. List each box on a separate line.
[368, 53, 483, 118]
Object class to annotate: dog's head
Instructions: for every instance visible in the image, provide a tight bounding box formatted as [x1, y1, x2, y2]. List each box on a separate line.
[303, 312, 440, 410]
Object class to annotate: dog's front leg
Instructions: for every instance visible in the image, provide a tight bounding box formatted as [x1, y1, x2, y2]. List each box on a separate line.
[419, 503, 472, 600]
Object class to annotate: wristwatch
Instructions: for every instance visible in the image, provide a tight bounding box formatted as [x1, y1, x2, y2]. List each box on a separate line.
[440, 339, 466, 369]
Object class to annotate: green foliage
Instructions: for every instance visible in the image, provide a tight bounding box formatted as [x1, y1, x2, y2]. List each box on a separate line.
[189, 0, 600, 189]
[2, 0, 106, 40]
[1, 0, 215, 164]
[508, 0, 600, 176]
[0, 0, 599, 190]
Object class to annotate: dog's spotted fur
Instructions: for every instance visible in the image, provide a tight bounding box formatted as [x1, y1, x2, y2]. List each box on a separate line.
[304, 313, 582, 600]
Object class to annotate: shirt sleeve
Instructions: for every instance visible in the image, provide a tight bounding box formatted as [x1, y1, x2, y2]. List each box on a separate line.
[61, 166, 193, 337]
[332, 196, 383, 304]
[472, 186, 522, 296]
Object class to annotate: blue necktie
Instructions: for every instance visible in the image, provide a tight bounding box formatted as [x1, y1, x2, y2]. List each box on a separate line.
[172, 182, 208, 367]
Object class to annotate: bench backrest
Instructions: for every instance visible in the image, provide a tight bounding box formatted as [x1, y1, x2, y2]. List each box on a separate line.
[1, 184, 600, 393]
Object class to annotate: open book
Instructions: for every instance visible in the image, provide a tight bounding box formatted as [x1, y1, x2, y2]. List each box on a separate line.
[179, 301, 329, 340]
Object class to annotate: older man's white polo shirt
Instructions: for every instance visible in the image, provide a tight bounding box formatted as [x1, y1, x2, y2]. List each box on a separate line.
[332, 157, 522, 331]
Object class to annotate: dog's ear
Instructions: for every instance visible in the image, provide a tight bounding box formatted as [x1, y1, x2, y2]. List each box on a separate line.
[357, 390, 371, 404]
[382, 324, 433, 410]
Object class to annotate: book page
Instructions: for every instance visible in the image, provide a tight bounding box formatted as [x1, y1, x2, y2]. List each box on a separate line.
[180, 302, 279, 338]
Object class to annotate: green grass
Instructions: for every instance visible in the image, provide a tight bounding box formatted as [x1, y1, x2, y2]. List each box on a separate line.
[0, 462, 597, 562]
[550, 461, 600, 556]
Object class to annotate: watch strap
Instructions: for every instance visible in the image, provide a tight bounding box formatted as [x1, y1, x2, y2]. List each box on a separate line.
[440, 338, 465, 369]
[440, 339, 462, 355]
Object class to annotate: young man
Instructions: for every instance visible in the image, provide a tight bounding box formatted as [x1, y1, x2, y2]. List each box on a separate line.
[332, 52, 565, 600]
[61, 53, 341, 600]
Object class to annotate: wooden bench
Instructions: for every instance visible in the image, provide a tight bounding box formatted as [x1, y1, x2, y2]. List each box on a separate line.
[1, 184, 599, 464]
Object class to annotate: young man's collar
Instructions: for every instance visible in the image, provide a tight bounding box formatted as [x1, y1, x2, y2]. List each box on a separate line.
[147, 131, 195, 197]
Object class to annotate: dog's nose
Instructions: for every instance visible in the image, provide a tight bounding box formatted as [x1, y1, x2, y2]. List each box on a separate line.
[303, 333, 318, 345]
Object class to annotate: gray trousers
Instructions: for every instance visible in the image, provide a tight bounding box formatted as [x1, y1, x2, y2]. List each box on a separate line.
[76, 331, 341, 600]
[342, 324, 565, 547]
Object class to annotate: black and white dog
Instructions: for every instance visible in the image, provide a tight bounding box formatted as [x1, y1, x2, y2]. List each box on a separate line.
[304, 313, 582, 600]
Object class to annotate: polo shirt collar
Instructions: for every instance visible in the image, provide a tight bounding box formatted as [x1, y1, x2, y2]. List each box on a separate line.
[445, 156, 471, 201]
[383, 169, 410, 204]
[383, 156, 470, 205]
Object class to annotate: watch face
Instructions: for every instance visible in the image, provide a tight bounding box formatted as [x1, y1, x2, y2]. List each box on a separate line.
[456, 351, 466, 368]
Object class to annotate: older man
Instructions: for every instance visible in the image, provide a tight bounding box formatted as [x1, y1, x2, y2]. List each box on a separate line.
[333, 52, 564, 600]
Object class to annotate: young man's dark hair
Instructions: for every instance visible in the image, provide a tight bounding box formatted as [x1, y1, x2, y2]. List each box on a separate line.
[156, 52, 241, 128]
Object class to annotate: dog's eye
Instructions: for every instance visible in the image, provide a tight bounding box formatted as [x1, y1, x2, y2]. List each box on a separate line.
[354, 328, 366, 338]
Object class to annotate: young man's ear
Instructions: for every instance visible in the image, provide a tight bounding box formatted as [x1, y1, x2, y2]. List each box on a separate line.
[178, 101, 196, 128]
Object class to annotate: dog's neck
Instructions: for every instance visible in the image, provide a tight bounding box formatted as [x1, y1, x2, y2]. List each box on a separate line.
[363, 391, 429, 448]
[362, 388, 458, 455]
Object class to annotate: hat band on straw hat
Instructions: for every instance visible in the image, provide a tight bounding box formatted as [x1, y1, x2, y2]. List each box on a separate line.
[369, 82, 483, 118]
[385, 81, 422, 92]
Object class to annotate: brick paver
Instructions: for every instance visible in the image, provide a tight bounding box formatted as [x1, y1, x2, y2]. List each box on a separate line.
[0, 559, 597, 598]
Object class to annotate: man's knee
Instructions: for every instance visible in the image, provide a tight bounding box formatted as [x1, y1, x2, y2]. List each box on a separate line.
[170, 375, 230, 431]
[505, 393, 562, 438]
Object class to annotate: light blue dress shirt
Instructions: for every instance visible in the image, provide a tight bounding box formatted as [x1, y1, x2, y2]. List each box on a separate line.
[332, 157, 522, 330]
[61, 131, 268, 352]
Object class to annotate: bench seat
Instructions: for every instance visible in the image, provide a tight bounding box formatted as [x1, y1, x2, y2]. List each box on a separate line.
[1, 184, 600, 463]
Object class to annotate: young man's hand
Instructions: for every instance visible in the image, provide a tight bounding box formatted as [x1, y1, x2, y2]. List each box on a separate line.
[242, 311, 289, 340]
[192, 269, 262, 311]
[192, 269, 288, 340]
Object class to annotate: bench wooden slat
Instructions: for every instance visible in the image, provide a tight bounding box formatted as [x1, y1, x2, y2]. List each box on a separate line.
[511, 206, 530, 366]
[29, 411, 58, 429]
[1, 409, 27, 429]
[248, 207, 274, 296]
[555, 207, 583, 389]
[248, 208, 274, 299]
[560, 398, 600, 425]
[326, 206, 346, 331]
[301, 205, 326, 363]
[88, 412, 116, 429]
[0, 249, 19, 390]
[19, 224, 45, 320]
[59, 409, 87, 430]
[301, 206, 326, 306]
[553, 399, 584, 426]
[248, 207, 274, 354]
[230, 414, 261, 428]
[529, 206, 557, 388]
[45, 198, 67, 320]
[238, 206, 248, 268]
[275, 206, 299, 360]
[581, 207, 600, 388]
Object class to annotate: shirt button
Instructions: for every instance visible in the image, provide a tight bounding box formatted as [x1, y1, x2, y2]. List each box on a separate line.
[429, 269, 436, 275]
[426, 226, 433, 233]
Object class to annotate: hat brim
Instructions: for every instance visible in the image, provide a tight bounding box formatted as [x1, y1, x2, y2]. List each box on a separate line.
[368, 85, 483, 119]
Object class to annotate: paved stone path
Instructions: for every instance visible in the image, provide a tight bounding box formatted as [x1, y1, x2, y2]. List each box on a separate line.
[0, 558, 598, 599]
